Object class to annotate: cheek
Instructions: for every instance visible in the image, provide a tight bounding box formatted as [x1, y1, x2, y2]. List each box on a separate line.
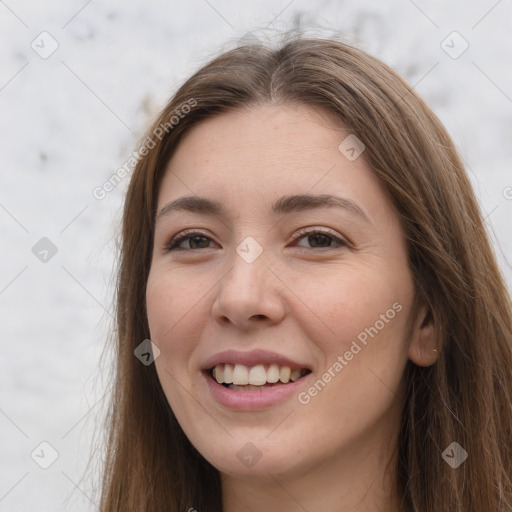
[146, 269, 210, 423]
[290, 262, 408, 353]
[292, 266, 411, 424]
[146, 268, 208, 364]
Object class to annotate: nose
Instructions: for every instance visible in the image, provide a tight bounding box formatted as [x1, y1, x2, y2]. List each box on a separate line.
[211, 247, 287, 330]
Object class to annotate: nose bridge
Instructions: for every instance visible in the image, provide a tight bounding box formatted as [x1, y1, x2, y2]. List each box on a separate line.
[224, 235, 268, 300]
[212, 235, 286, 327]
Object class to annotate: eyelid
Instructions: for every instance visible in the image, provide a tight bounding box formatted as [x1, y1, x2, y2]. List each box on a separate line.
[164, 228, 217, 252]
[293, 226, 349, 247]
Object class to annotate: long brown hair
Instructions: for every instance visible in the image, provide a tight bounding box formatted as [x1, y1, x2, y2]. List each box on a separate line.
[98, 35, 512, 511]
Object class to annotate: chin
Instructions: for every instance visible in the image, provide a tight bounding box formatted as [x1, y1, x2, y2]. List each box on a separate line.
[192, 432, 310, 480]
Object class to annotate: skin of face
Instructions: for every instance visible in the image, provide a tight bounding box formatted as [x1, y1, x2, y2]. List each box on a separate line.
[146, 103, 438, 511]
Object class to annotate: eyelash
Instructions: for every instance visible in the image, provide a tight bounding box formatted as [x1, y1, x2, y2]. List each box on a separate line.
[165, 227, 349, 252]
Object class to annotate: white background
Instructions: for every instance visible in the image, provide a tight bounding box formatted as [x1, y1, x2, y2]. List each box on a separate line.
[1, 1, 511, 510]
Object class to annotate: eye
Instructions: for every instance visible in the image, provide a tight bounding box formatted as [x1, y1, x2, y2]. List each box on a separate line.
[293, 227, 348, 250]
[165, 229, 216, 251]
[164, 227, 349, 252]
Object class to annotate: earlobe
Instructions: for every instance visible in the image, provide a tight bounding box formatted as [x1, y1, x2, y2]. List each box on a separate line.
[408, 305, 440, 367]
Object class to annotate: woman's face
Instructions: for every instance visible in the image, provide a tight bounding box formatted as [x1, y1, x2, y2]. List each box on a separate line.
[146, 104, 430, 480]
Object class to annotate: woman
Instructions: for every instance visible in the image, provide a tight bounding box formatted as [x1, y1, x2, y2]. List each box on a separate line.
[99, 36, 512, 511]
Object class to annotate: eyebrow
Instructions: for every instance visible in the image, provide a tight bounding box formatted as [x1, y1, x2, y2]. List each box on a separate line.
[156, 193, 372, 224]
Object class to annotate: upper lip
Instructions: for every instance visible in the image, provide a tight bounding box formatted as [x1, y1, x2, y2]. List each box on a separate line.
[201, 349, 311, 372]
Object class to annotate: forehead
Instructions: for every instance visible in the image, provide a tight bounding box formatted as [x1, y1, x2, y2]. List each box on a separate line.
[169, 103, 345, 169]
[157, 103, 385, 216]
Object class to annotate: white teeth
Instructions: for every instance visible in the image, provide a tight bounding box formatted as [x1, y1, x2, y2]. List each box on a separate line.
[232, 364, 249, 385]
[223, 363, 234, 384]
[279, 366, 291, 383]
[248, 365, 267, 385]
[267, 364, 280, 383]
[211, 363, 308, 386]
[290, 369, 302, 382]
[214, 365, 224, 384]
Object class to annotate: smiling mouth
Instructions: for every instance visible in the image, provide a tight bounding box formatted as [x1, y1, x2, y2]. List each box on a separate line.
[209, 363, 311, 391]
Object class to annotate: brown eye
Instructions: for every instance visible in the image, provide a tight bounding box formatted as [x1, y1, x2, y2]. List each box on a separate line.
[294, 228, 348, 250]
[305, 233, 333, 248]
[166, 231, 215, 251]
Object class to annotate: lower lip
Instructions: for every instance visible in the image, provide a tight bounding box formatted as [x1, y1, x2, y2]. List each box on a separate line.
[203, 372, 311, 410]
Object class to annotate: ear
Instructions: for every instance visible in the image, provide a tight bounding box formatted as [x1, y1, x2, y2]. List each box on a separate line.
[407, 303, 440, 367]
